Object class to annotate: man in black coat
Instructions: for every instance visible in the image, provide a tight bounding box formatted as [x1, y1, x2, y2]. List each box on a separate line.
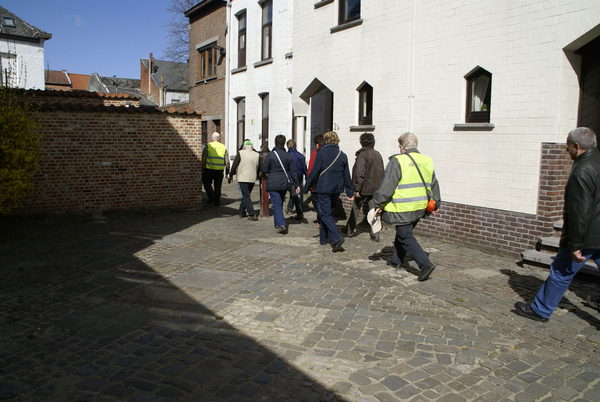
[515, 127, 600, 322]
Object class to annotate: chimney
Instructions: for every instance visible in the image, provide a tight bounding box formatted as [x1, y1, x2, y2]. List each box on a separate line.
[148, 53, 153, 97]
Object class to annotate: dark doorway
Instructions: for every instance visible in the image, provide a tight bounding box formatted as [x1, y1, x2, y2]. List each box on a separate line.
[577, 35, 600, 147]
[310, 88, 333, 154]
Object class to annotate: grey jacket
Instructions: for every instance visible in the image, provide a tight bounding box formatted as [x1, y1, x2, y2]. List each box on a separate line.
[373, 149, 441, 225]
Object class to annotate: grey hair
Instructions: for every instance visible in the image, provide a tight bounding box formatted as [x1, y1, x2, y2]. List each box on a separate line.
[398, 132, 418, 149]
[212, 132, 221, 141]
[568, 127, 597, 150]
[245, 145, 253, 149]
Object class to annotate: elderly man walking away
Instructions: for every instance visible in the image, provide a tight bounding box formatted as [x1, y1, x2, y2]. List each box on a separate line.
[344, 132, 384, 241]
[515, 127, 600, 322]
[286, 139, 308, 220]
[228, 140, 263, 221]
[202, 132, 230, 207]
[373, 132, 441, 281]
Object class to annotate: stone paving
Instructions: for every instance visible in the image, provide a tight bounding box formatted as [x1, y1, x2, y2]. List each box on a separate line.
[1, 182, 600, 402]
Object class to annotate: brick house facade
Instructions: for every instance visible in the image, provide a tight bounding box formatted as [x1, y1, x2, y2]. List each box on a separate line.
[186, 0, 227, 145]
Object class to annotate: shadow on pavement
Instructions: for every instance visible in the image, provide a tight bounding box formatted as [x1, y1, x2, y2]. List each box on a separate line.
[0, 208, 348, 401]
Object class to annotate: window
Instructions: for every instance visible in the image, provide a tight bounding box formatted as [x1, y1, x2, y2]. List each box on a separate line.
[201, 121, 208, 144]
[237, 11, 246, 68]
[339, 0, 360, 25]
[2, 17, 15, 28]
[261, 94, 269, 148]
[198, 46, 218, 79]
[236, 98, 246, 150]
[0, 52, 17, 87]
[261, 0, 273, 60]
[466, 68, 491, 123]
[358, 82, 373, 126]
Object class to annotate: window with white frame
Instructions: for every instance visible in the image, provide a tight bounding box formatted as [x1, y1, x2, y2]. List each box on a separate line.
[357, 82, 373, 126]
[237, 11, 246, 68]
[339, 0, 360, 25]
[236, 98, 246, 150]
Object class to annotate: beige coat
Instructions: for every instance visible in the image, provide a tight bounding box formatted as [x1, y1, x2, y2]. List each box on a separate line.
[235, 148, 260, 183]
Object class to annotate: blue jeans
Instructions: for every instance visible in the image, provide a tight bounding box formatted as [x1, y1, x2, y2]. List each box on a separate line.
[531, 246, 600, 318]
[269, 190, 287, 228]
[316, 193, 343, 245]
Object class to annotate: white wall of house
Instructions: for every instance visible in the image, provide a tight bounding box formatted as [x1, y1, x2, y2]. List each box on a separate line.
[0, 38, 46, 89]
[165, 92, 190, 106]
[292, 0, 600, 215]
[226, 0, 294, 154]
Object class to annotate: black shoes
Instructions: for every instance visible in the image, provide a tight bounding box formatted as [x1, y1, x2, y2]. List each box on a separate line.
[418, 264, 436, 281]
[514, 301, 549, 322]
[239, 212, 247, 218]
[294, 214, 304, 221]
[587, 295, 600, 311]
[277, 226, 288, 234]
[370, 233, 380, 242]
[332, 238, 345, 252]
[386, 261, 400, 269]
[247, 214, 258, 221]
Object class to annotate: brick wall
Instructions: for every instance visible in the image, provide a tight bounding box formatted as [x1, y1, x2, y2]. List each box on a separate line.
[187, 1, 226, 135]
[337, 143, 572, 257]
[19, 107, 203, 214]
[18, 89, 140, 107]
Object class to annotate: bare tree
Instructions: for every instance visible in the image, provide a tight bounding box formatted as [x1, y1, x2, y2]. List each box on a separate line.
[162, 0, 197, 63]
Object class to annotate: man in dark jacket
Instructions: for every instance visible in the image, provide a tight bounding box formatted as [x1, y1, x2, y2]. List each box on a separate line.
[286, 139, 308, 220]
[345, 133, 384, 240]
[262, 135, 300, 234]
[516, 127, 600, 322]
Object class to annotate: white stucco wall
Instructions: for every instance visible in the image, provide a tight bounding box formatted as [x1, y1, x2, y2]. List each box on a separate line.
[292, 0, 600, 215]
[165, 92, 189, 105]
[227, 0, 294, 154]
[0, 38, 46, 89]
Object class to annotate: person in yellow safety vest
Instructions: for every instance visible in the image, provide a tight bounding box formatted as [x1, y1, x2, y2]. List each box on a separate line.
[373, 132, 441, 281]
[202, 132, 230, 207]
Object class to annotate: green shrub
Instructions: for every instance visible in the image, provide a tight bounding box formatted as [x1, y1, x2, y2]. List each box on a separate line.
[0, 88, 44, 214]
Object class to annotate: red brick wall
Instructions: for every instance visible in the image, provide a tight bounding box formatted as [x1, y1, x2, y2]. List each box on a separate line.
[188, 2, 226, 135]
[20, 109, 203, 214]
[21, 90, 140, 107]
[339, 143, 572, 257]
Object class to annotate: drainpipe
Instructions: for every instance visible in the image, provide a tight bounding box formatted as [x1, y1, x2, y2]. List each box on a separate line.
[149, 53, 153, 101]
[224, 0, 232, 149]
[408, 0, 417, 133]
[160, 74, 164, 107]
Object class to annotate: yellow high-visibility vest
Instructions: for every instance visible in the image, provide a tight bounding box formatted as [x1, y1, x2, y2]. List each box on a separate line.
[205, 142, 227, 171]
[383, 152, 434, 213]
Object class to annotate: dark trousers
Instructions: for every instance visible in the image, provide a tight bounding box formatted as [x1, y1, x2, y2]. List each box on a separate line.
[202, 169, 224, 205]
[238, 182, 255, 216]
[311, 192, 321, 222]
[286, 192, 303, 216]
[316, 193, 343, 245]
[392, 220, 432, 270]
[345, 195, 375, 235]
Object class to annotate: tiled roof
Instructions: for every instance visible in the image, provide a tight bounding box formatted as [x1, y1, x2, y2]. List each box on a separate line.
[68, 73, 90, 90]
[0, 6, 51, 41]
[13, 88, 140, 99]
[37, 102, 201, 115]
[141, 58, 189, 92]
[45, 70, 70, 86]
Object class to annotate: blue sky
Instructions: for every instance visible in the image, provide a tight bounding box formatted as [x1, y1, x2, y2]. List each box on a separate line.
[1, 0, 180, 79]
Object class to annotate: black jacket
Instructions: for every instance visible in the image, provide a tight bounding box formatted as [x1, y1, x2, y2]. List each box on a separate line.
[262, 146, 299, 192]
[304, 143, 353, 196]
[352, 147, 384, 195]
[560, 147, 600, 251]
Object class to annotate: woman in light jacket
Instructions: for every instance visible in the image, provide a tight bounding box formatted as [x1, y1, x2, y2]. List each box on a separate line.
[304, 131, 354, 252]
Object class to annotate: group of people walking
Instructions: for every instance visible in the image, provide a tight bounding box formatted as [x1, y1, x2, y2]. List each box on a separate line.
[203, 127, 600, 313]
[203, 129, 441, 282]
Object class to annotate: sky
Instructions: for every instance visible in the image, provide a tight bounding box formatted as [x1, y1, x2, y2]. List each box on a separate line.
[1, 0, 180, 79]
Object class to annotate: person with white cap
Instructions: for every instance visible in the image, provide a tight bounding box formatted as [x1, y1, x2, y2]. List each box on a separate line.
[228, 139, 264, 220]
[373, 132, 441, 281]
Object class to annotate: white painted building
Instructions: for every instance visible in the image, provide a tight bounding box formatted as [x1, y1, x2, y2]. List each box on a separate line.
[290, 0, 600, 255]
[225, 0, 294, 154]
[0, 6, 51, 89]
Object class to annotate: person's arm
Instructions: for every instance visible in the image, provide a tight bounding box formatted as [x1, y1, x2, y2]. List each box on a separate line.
[343, 154, 354, 199]
[304, 152, 323, 193]
[228, 153, 241, 183]
[224, 150, 231, 175]
[201, 146, 207, 170]
[353, 152, 367, 196]
[373, 157, 402, 210]
[565, 167, 595, 253]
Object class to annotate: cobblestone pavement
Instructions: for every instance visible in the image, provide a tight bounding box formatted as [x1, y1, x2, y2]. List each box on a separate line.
[1, 182, 600, 402]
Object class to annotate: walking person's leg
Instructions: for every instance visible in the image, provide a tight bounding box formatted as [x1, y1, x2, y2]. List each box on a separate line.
[530, 247, 596, 318]
[270, 190, 287, 231]
[202, 170, 215, 204]
[213, 171, 224, 206]
[239, 183, 255, 217]
[318, 193, 343, 249]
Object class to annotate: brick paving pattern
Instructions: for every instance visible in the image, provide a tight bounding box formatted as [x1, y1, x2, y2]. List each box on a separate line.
[1, 182, 599, 401]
